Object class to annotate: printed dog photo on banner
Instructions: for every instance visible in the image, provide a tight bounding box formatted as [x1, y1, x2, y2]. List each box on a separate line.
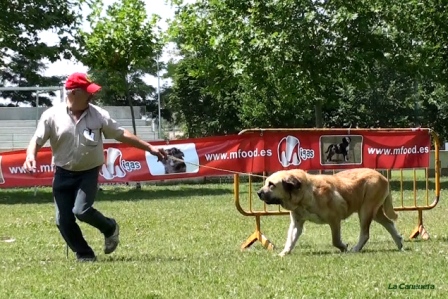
[145, 143, 200, 176]
[319, 135, 363, 165]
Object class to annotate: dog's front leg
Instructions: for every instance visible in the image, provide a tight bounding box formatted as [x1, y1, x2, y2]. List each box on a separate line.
[279, 213, 305, 257]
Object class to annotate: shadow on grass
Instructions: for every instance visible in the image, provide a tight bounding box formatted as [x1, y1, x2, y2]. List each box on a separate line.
[436, 237, 448, 242]
[302, 247, 410, 256]
[0, 185, 233, 205]
[99, 254, 186, 263]
[1, 176, 446, 206]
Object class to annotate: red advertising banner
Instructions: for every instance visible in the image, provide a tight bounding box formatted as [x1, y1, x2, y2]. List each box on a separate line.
[0, 129, 431, 188]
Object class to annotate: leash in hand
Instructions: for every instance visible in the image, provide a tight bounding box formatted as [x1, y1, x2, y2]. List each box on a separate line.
[166, 155, 266, 179]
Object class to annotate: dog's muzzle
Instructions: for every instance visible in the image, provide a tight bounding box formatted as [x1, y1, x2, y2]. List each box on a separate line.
[257, 190, 282, 205]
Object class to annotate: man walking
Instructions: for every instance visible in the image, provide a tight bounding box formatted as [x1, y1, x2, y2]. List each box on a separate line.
[23, 72, 167, 262]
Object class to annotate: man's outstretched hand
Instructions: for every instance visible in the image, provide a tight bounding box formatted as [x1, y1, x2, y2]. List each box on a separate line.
[150, 146, 168, 162]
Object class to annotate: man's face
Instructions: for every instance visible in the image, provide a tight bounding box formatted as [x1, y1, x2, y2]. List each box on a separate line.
[73, 89, 96, 107]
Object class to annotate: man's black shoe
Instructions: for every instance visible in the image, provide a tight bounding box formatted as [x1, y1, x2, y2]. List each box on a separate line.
[76, 253, 97, 262]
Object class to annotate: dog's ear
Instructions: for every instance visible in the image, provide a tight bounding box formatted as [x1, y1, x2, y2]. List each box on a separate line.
[282, 175, 302, 193]
[174, 148, 183, 156]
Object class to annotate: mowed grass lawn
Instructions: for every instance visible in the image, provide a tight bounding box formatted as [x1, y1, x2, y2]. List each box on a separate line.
[0, 173, 447, 299]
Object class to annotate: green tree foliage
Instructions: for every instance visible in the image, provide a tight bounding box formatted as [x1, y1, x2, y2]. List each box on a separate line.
[390, 1, 448, 81]
[0, 0, 84, 106]
[77, 0, 162, 134]
[149, 85, 173, 123]
[87, 69, 155, 107]
[168, 0, 404, 128]
[166, 0, 448, 142]
[1, 55, 64, 106]
[167, 57, 242, 137]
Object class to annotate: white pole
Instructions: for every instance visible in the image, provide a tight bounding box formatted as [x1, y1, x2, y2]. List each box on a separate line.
[157, 55, 162, 139]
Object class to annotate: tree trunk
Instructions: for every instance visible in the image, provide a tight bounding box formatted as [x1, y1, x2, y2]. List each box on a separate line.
[129, 99, 137, 135]
[124, 74, 137, 135]
[314, 101, 323, 128]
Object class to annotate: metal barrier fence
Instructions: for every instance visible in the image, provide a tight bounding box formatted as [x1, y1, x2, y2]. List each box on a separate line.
[234, 128, 441, 251]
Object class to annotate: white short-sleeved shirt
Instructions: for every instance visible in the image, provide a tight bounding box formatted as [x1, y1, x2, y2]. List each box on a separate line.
[33, 102, 125, 171]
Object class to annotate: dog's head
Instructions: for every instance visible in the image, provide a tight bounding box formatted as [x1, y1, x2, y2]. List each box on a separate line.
[165, 147, 184, 159]
[163, 147, 185, 166]
[256, 169, 308, 211]
[342, 136, 352, 144]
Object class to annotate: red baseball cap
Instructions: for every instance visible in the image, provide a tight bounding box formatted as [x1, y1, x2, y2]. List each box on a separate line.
[65, 72, 101, 94]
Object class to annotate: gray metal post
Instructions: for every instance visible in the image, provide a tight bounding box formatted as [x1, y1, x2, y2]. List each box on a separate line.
[34, 91, 41, 197]
[60, 86, 64, 103]
[35, 92, 40, 128]
[157, 55, 162, 139]
[0, 85, 64, 126]
[0, 86, 62, 91]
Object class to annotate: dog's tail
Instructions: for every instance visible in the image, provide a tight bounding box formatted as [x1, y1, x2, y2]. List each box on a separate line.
[325, 145, 332, 153]
[383, 192, 398, 221]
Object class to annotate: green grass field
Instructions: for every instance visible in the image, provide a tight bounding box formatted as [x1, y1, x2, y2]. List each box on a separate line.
[0, 174, 447, 299]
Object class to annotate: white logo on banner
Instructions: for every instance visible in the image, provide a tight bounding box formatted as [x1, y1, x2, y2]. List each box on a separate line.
[277, 135, 315, 167]
[100, 148, 141, 180]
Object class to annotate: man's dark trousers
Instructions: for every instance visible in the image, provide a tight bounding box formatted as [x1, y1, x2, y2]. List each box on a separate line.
[52, 166, 115, 256]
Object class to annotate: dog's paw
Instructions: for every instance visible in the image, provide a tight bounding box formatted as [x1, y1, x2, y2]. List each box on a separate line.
[393, 235, 404, 251]
[278, 250, 290, 257]
[334, 242, 348, 252]
[350, 246, 361, 253]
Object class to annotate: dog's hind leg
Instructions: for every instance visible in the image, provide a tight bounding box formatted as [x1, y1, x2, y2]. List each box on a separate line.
[329, 221, 348, 252]
[374, 209, 403, 251]
[351, 205, 376, 252]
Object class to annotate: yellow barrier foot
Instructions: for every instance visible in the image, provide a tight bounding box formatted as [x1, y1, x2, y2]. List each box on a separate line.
[409, 224, 430, 240]
[260, 233, 275, 250]
[409, 210, 430, 240]
[240, 231, 275, 251]
[240, 216, 275, 251]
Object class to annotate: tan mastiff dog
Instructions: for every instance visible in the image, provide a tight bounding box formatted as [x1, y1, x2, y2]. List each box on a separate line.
[256, 168, 403, 256]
